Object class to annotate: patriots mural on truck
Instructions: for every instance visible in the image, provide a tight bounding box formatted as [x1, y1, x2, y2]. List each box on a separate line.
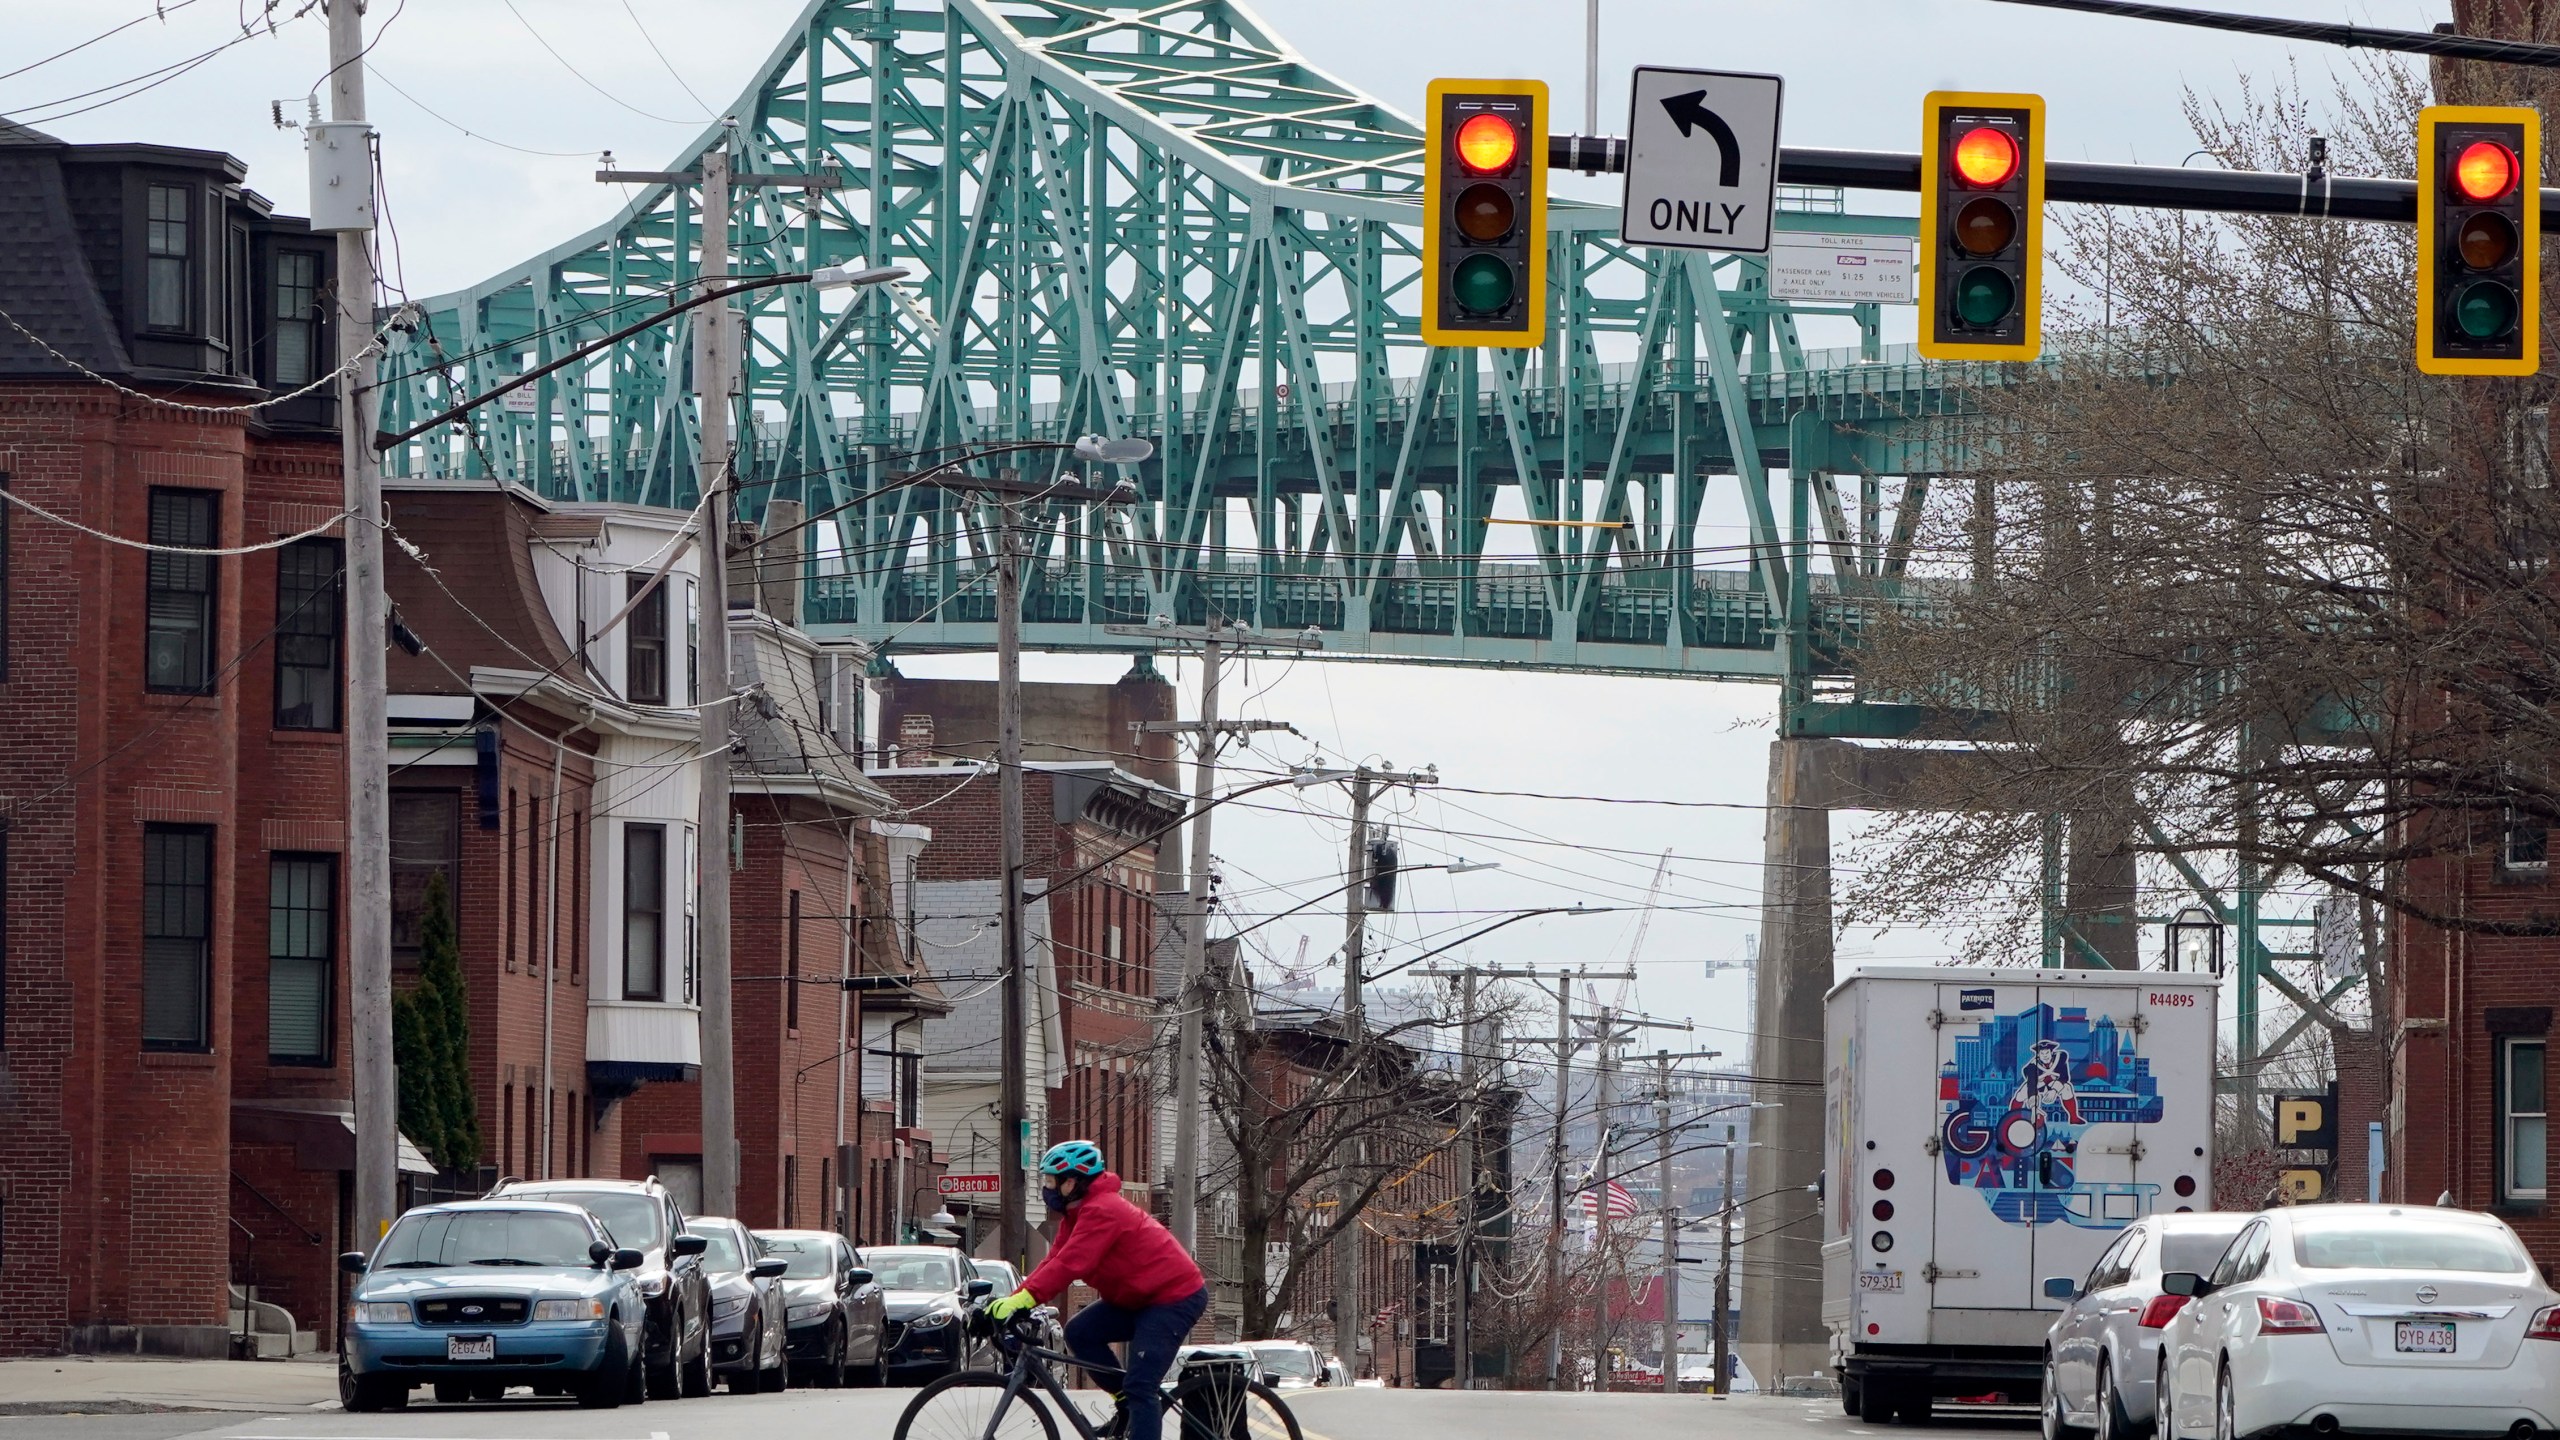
[1940, 1003, 2164, 1226]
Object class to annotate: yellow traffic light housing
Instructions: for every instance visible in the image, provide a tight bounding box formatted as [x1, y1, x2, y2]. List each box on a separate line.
[1423, 79, 1548, 348]
[2418, 105, 2539, 377]
[1917, 91, 2044, 362]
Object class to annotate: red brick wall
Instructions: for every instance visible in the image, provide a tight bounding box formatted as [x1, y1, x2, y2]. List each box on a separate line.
[0, 384, 350, 1353]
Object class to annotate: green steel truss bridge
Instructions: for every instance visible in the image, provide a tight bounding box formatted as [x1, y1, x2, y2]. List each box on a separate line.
[378, 0, 1992, 694]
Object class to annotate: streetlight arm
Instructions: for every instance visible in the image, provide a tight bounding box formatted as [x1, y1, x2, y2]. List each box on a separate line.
[372, 269, 903, 452]
[1364, 906, 1591, 986]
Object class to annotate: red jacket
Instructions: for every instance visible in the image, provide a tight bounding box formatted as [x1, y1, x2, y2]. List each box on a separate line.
[1023, 1172, 1204, 1310]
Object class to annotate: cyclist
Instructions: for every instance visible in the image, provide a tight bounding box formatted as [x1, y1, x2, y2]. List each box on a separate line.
[988, 1140, 1206, 1440]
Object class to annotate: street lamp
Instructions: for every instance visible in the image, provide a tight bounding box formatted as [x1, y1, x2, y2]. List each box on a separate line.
[2166, 906, 2224, 975]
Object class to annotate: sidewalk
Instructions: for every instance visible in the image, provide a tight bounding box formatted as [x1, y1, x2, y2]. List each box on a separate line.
[0, 1356, 338, 1414]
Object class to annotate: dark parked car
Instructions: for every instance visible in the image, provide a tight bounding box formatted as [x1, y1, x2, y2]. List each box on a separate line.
[972, 1258, 1063, 1353]
[493, 1177, 713, 1399]
[338, 1201, 649, 1412]
[688, 1217, 790, 1395]
[754, 1229, 886, 1387]
[866, 1245, 988, 1382]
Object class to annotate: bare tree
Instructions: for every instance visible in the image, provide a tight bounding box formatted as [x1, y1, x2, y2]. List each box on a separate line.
[1844, 55, 2560, 981]
[1198, 977, 1520, 1342]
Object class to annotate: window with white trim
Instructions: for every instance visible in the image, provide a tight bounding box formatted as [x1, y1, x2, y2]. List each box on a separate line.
[2506, 1037, 2547, 1201]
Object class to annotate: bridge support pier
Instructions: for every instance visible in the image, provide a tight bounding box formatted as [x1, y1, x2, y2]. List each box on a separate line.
[1742, 737, 2020, 1390]
[1740, 737, 1832, 1393]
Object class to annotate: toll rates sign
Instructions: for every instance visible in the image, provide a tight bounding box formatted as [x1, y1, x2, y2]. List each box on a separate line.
[1621, 67, 1783, 254]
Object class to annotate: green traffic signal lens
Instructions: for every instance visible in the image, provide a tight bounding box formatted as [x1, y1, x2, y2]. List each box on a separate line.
[2457, 211, 2519, 271]
[2455, 280, 2519, 339]
[1455, 183, 1515, 243]
[1953, 197, 2017, 258]
[1954, 266, 2016, 328]
[1451, 253, 1516, 315]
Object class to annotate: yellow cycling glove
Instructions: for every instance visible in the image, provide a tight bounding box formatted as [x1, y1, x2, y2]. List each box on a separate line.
[987, 1288, 1038, 1320]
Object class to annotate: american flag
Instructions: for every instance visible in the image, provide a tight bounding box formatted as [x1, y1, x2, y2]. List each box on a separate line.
[1579, 1179, 1642, 1221]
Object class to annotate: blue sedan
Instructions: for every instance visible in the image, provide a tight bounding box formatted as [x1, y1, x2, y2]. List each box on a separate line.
[339, 1201, 650, 1411]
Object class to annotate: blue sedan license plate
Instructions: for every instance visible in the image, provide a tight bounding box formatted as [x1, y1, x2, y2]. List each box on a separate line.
[2395, 1322, 2456, 1354]
[447, 1334, 496, 1362]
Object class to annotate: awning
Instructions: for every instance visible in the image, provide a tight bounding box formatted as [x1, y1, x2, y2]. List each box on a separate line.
[233, 1103, 438, 1174]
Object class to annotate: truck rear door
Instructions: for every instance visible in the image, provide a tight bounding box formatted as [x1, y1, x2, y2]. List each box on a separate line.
[1930, 978, 2044, 1311]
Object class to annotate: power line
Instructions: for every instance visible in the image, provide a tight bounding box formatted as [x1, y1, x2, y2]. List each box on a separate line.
[0, 0, 209, 85]
[499, 0, 700, 125]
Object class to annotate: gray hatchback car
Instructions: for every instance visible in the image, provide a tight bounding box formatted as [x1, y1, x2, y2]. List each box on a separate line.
[2042, 1212, 2252, 1440]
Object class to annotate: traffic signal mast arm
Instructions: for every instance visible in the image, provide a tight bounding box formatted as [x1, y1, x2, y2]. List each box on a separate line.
[1549, 135, 2554, 227]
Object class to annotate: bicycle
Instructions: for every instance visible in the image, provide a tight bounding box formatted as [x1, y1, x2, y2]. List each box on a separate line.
[894, 1305, 1304, 1440]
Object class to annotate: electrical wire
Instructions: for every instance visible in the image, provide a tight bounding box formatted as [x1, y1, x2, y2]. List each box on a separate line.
[2, 3, 314, 125]
[0, 0, 208, 85]
[617, 0, 712, 115]
[371, 65, 595, 159]
[500, 0, 700, 125]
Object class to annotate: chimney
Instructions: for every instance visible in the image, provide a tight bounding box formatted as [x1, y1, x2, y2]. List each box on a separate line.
[759, 500, 804, 626]
[898, 712, 936, 767]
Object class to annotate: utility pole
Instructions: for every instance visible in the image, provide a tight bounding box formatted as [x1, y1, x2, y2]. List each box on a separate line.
[1714, 1131, 1736, 1397]
[693, 138, 740, 1220]
[1657, 1051, 1676, 1387]
[1418, 963, 1550, 1390]
[601, 140, 843, 1222]
[1587, 1010, 1692, 1394]
[326, 0, 395, 1249]
[1592, 1007, 1617, 1393]
[1323, 761, 1436, 1379]
[1549, 977, 1574, 1390]
[1455, 968, 1480, 1391]
[995, 498, 1029, 1264]
[1106, 620, 1315, 1251]
[1506, 966, 1628, 1390]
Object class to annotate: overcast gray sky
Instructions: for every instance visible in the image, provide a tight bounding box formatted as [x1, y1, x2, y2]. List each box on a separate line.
[0, 0, 2441, 1042]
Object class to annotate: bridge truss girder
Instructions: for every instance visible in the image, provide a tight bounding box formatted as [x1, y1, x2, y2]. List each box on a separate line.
[378, 0, 1980, 683]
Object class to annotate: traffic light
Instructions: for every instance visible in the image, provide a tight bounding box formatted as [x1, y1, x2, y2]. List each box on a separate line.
[1917, 92, 2044, 362]
[1422, 78, 1548, 347]
[2418, 106, 2539, 377]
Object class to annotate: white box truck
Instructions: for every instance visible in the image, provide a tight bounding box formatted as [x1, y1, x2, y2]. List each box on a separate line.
[1823, 967, 2217, 1424]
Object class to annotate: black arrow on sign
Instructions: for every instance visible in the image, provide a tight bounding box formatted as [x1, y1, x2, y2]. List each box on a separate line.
[1660, 90, 1742, 187]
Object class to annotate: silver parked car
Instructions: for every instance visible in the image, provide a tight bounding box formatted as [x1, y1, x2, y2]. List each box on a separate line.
[2042, 1211, 2252, 1440]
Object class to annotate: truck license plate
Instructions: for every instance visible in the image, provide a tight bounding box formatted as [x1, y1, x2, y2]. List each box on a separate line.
[1856, 1271, 1903, 1293]
[2394, 1322, 2456, 1354]
[446, 1334, 496, 1362]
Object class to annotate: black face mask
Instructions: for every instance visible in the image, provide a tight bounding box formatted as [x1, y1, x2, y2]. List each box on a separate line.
[1041, 1185, 1068, 1215]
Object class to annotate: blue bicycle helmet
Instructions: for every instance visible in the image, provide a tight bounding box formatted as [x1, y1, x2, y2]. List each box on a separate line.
[1040, 1139, 1105, 1178]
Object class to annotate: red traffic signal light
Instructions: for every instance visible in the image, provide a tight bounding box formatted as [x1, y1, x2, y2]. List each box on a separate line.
[1951, 126, 2020, 188]
[1456, 113, 1521, 175]
[2455, 140, 2519, 203]
[2418, 107, 2539, 377]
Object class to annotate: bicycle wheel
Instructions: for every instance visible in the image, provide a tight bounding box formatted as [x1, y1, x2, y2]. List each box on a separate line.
[893, 1372, 1062, 1440]
[1167, 1378, 1303, 1440]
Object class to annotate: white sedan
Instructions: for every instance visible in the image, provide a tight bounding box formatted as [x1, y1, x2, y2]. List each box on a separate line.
[2157, 1205, 2560, 1440]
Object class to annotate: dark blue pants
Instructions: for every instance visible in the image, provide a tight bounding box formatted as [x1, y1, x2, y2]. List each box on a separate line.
[1063, 1286, 1209, 1440]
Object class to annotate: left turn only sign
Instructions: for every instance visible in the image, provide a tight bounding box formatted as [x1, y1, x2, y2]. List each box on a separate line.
[1621, 67, 1783, 254]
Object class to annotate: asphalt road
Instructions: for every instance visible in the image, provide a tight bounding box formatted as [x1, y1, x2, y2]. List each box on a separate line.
[0, 1383, 2031, 1440]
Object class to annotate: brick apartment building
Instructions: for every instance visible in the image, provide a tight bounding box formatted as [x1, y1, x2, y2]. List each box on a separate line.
[868, 666, 1183, 1243]
[0, 120, 386, 1356]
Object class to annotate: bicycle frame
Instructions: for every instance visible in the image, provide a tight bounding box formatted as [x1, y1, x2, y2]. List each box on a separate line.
[979, 1324, 1115, 1440]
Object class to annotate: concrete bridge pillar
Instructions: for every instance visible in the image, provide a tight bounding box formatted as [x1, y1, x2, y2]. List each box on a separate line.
[1740, 737, 1833, 1392]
